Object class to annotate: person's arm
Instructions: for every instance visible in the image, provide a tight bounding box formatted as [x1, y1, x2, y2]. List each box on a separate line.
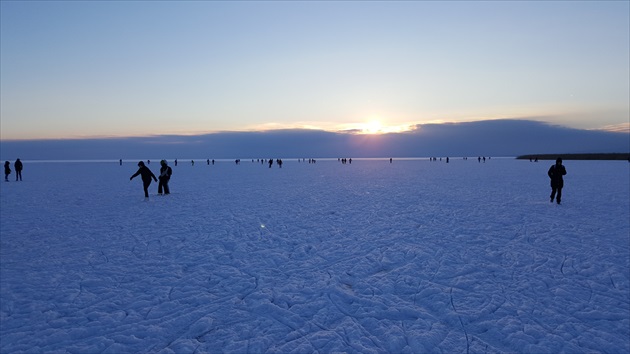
[130, 169, 140, 180]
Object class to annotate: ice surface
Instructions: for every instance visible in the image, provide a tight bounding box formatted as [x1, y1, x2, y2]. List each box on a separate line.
[1, 158, 629, 353]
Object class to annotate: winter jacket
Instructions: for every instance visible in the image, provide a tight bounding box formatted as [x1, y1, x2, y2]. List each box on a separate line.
[548, 164, 567, 187]
[131, 166, 157, 183]
[160, 166, 172, 179]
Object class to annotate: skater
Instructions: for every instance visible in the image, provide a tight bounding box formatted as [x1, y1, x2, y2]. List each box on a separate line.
[158, 160, 172, 195]
[130, 161, 157, 198]
[4, 161, 11, 181]
[14, 159, 23, 181]
[548, 157, 567, 204]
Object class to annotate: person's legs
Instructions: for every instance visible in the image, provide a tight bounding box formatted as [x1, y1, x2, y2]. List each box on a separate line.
[164, 179, 170, 194]
[556, 187, 562, 204]
[143, 181, 150, 198]
[158, 179, 164, 194]
[550, 186, 557, 202]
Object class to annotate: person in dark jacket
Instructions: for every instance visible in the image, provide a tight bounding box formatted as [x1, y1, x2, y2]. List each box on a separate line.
[4, 161, 11, 182]
[130, 161, 157, 198]
[14, 159, 23, 181]
[548, 157, 567, 204]
[158, 160, 172, 195]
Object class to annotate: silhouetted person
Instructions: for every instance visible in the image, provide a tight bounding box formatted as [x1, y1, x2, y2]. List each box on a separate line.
[268, 159, 273, 168]
[130, 161, 157, 198]
[390, 158, 393, 163]
[548, 157, 567, 204]
[120, 159, 123, 166]
[4, 161, 11, 182]
[14, 159, 23, 181]
[175, 159, 178, 166]
[158, 160, 172, 195]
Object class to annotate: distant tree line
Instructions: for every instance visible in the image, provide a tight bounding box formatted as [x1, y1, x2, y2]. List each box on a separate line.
[517, 153, 629, 161]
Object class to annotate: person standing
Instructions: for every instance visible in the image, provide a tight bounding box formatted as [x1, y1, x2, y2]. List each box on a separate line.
[130, 161, 157, 198]
[4, 161, 11, 182]
[14, 159, 23, 181]
[158, 160, 172, 195]
[548, 157, 567, 204]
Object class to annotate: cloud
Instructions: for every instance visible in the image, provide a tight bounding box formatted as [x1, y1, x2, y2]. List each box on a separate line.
[1, 119, 628, 160]
[595, 123, 630, 133]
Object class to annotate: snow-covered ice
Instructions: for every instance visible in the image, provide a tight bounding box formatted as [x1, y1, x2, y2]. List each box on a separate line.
[1, 158, 629, 353]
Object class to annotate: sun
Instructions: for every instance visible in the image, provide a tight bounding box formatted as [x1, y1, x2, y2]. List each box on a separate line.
[338, 118, 415, 134]
[363, 120, 383, 134]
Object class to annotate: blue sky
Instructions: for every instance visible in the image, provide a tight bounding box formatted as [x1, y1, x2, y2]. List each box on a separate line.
[1, 1, 628, 140]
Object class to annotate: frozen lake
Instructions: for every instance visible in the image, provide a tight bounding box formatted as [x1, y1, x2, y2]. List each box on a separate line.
[1, 158, 629, 353]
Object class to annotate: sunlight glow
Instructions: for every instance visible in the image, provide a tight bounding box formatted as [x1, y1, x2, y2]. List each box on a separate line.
[349, 120, 415, 134]
[364, 120, 382, 134]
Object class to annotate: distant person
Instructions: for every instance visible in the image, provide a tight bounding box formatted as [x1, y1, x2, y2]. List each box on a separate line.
[191, 160, 195, 166]
[548, 157, 567, 204]
[390, 158, 393, 163]
[120, 159, 123, 166]
[158, 160, 172, 195]
[174, 159, 178, 166]
[268, 159, 273, 168]
[130, 161, 157, 198]
[4, 161, 11, 182]
[14, 159, 23, 181]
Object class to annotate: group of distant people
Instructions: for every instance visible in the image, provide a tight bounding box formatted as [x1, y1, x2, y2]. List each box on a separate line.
[125, 156, 568, 202]
[5, 156, 567, 203]
[4, 159, 23, 182]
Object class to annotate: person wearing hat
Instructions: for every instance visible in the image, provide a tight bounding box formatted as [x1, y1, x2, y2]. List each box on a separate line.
[158, 160, 172, 195]
[130, 161, 157, 198]
[548, 157, 567, 204]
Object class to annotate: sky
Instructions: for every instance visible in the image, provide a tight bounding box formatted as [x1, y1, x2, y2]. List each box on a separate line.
[1, 1, 629, 141]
